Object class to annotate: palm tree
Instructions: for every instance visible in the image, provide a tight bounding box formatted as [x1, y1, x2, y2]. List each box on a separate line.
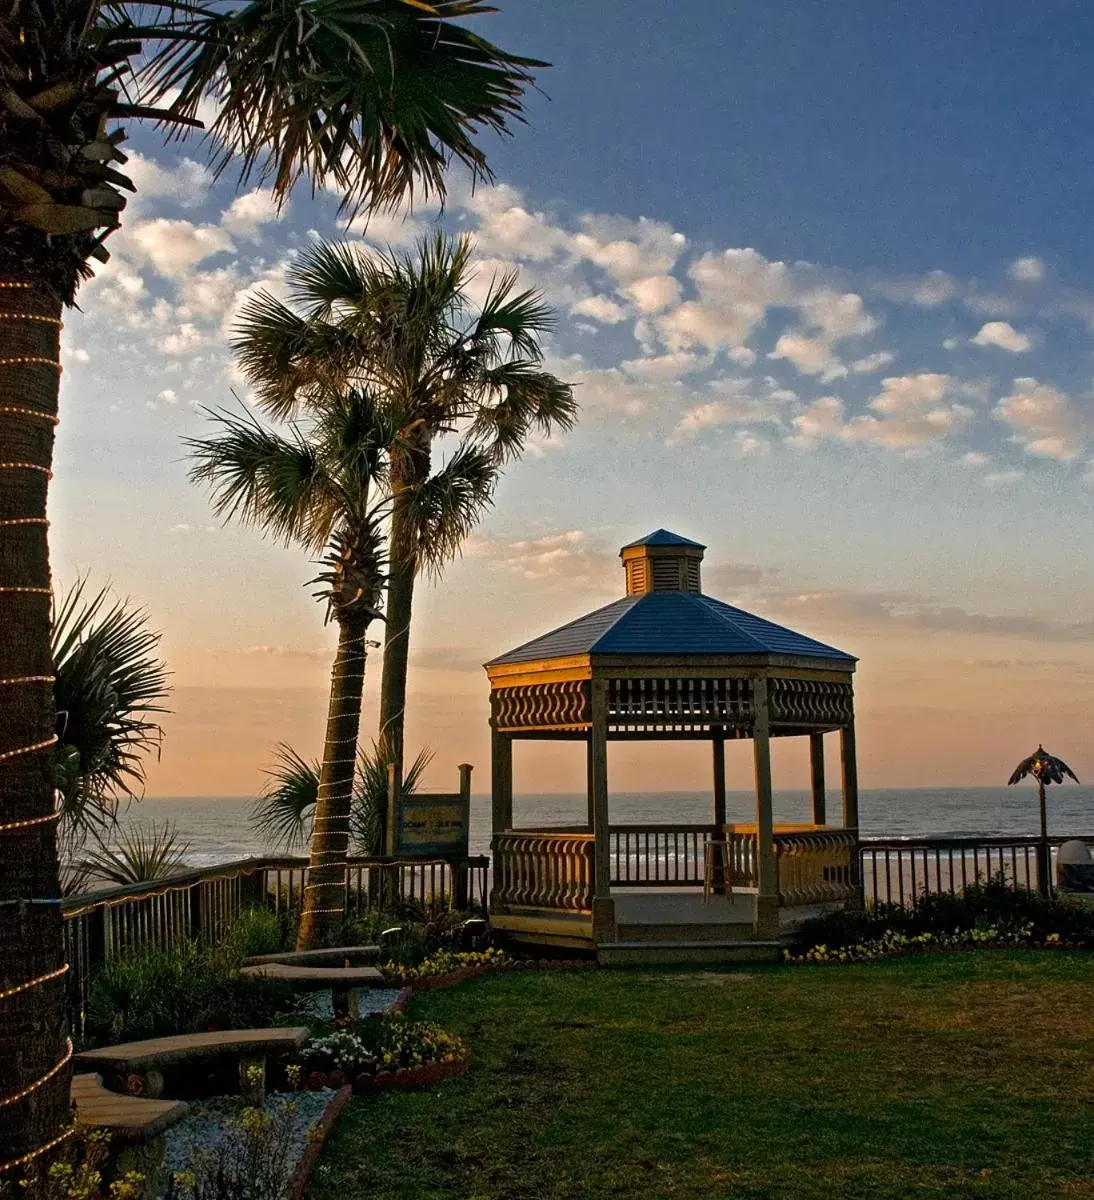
[188, 391, 391, 950]
[1, 2, 542, 1167]
[1007, 745, 1080, 897]
[231, 234, 577, 847]
[254, 741, 433, 855]
[52, 580, 170, 844]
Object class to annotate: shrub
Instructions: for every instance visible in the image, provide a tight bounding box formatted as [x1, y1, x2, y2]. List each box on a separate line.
[221, 907, 288, 960]
[0, 1130, 143, 1200]
[85, 940, 292, 1045]
[788, 877, 1094, 963]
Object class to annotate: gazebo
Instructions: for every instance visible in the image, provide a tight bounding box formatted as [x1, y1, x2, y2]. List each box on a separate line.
[484, 530, 862, 963]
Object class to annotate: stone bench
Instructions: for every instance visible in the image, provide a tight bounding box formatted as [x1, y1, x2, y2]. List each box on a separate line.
[74, 1027, 310, 1103]
[239, 962, 387, 1019]
[244, 944, 380, 967]
[72, 1072, 189, 1199]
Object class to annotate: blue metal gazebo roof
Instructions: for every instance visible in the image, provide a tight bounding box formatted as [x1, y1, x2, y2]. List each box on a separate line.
[487, 591, 856, 667]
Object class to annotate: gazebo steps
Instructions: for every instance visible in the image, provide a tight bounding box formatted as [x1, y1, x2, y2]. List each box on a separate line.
[598, 940, 781, 967]
[615, 921, 755, 943]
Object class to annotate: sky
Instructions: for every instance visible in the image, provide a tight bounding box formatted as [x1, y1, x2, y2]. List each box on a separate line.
[51, 1, 1094, 799]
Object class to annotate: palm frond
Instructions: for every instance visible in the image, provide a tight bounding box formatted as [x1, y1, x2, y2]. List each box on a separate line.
[138, 0, 546, 216]
[253, 743, 321, 849]
[52, 579, 171, 836]
[253, 739, 431, 855]
[407, 440, 497, 574]
[352, 741, 433, 854]
[186, 406, 344, 553]
[470, 361, 578, 462]
[78, 822, 190, 886]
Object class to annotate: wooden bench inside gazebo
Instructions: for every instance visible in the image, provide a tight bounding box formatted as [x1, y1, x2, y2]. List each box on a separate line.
[484, 530, 862, 965]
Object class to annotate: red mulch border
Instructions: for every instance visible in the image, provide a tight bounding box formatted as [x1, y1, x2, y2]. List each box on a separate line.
[287, 1083, 352, 1200]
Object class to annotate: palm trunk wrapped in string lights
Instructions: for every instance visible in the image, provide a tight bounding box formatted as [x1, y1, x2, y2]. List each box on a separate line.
[0, 280, 74, 1175]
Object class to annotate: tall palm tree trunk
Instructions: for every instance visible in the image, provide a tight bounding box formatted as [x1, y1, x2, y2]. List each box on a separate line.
[0, 277, 71, 1171]
[297, 614, 370, 950]
[377, 448, 429, 854]
[377, 544, 414, 855]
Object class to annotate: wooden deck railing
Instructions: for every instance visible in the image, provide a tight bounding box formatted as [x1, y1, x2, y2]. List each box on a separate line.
[858, 835, 1094, 908]
[491, 830, 594, 912]
[609, 824, 717, 887]
[61, 854, 488, 1034]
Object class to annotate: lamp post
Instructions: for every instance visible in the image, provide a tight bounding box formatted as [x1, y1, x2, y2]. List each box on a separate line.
[1007, 745, 1079, 897]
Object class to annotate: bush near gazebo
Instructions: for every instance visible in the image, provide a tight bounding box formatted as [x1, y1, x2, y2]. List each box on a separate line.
[787, 877, 1094, 962]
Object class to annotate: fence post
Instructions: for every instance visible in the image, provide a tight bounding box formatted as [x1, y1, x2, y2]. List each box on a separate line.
[189, 882, 203, 942]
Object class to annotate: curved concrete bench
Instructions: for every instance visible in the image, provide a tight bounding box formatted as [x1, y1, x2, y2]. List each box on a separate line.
[244, 944, 380, 967]
[72, 1071, 189, 1140]
[74, 1027, 310, 1103]
[72, 1072, 190, 1200]
[238, 963, 384, 986]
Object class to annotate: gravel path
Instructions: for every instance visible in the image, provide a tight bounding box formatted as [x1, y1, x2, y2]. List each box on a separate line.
[159, 1090, 335, 1197]
[302, 986, 405, 1021]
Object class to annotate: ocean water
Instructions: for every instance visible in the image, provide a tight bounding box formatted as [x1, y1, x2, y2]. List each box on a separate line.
[119, 787, 1094, 868]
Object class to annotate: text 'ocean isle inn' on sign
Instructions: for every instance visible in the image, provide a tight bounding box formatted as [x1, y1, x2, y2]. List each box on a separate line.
[396, 764, 473, 856]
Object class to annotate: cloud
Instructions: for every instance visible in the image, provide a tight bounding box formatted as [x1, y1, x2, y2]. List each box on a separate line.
[844, 373, 974, 449]
[238, 644, 331, 660]
[982, 469, 1024, 489]
[877, 270, 957, 307]
[125, 155, 212, 213]
[620, 351, 712, 379]
[126, 219, 234, 278]
[622, 274, 681, 313]
[971, 321, 1031, 353]
[472, 529, 617, 590]
[410, 646, 488, 673]
[994, 377, 1085, 460]
[570, 295, 627, 324]
[571, 213, 687, 283]
[850, 351, 896, 374]
[791, 396, 845, 444]
[157, 323, 205, 356]
[220, 190, 283, 238]
[1008, 256, 1045, 283]
[962, 451, 991, 467]
[769, 331, 847, 379]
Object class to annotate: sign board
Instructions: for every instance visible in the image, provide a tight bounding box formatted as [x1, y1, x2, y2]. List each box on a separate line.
[394, 764, 473, 857]
[397, 792, 470, 857]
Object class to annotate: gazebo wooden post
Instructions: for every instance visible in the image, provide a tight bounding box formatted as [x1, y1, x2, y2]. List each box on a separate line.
[712, 728, 727, 890]
[589, 677, 615, 939]
[840, 719, 859, 834]
[585, 733, 596, 830]
[809, 732, 827, 826]
[752, 677, 779, 937]
[490, 726, 513, 838]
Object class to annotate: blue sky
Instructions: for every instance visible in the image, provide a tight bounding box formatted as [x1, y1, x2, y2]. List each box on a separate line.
[51, 3, 1094, 795]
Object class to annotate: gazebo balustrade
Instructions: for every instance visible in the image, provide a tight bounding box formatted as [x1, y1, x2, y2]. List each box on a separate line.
[483, 530, 863, 958]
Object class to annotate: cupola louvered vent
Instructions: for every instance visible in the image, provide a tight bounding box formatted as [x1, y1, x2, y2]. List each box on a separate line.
[620, 529, 705, 596]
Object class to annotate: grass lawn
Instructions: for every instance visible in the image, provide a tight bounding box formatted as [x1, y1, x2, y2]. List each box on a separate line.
[308, 952, 1094, 1199]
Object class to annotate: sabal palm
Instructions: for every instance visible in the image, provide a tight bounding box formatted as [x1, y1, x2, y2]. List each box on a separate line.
[233, 233, 577, 843]
[254, 741, 433, 855]
[188, 392, 391, 950]
[1, 0, 542, 1165]
[52, 580, 170, 842]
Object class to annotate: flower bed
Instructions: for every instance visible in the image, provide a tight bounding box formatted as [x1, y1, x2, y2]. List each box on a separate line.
[292, 1013, 469, 1093]
[381, 947, 595, 988]
[785, 924, 1073, 964]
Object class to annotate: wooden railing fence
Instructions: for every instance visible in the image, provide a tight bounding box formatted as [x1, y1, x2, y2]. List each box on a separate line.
[858, 835, 1094, 908]
[61, 854, 488, 1032]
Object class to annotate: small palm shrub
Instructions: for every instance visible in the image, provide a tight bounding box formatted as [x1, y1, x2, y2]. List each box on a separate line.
[0, 1130, 143, 1200]
[78, 822, 189, 886]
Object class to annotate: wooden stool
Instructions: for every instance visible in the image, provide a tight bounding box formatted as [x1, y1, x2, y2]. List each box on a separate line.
[703, 839, 732, 902]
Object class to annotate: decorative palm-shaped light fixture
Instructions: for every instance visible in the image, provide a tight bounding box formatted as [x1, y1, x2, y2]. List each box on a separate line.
[1007, 745, 1079, 896]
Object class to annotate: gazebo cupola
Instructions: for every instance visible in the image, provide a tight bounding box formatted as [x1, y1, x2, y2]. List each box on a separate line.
[484, 529, 861, 953]
[621, 529, 705, 595]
